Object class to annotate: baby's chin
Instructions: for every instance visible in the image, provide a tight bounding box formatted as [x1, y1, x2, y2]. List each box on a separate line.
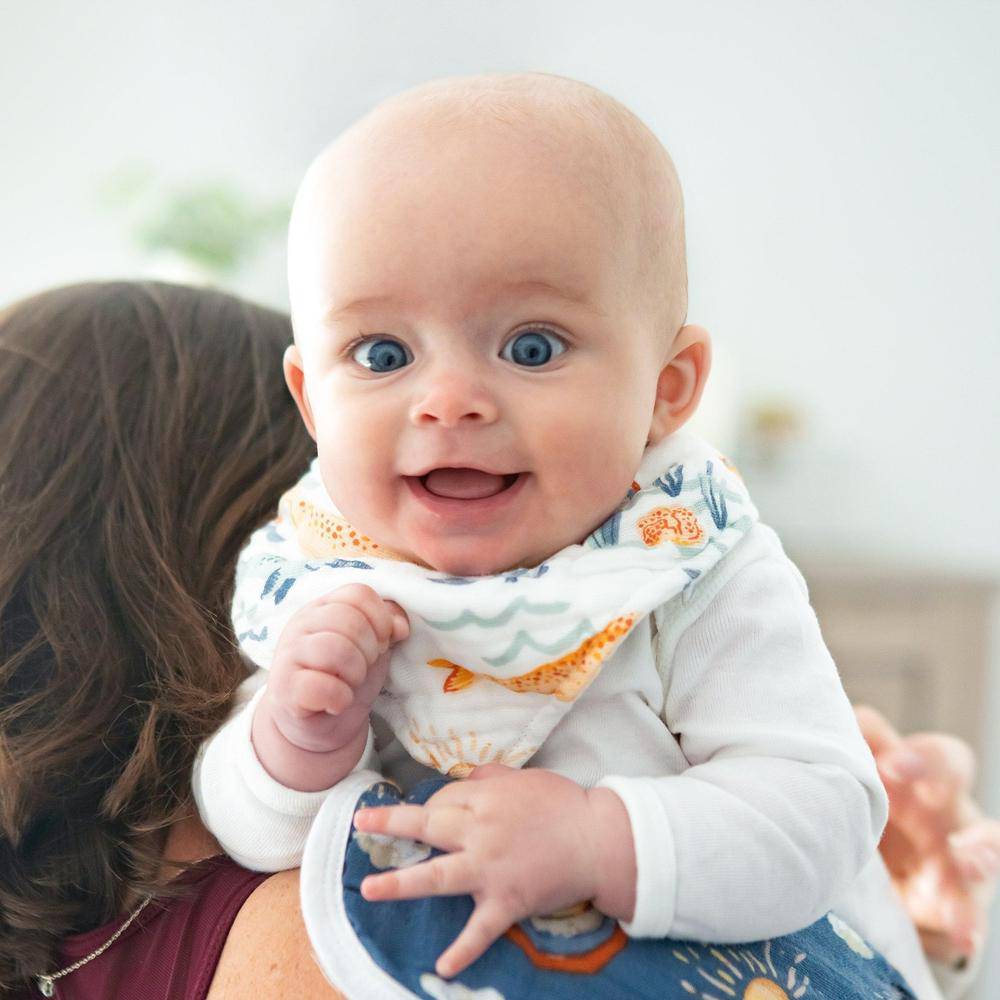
[400, 513, 606, 576]
[415, 550, 538, 578]
[407, 537, 553, 578]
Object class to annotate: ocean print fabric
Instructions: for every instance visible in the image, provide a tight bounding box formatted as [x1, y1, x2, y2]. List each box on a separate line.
[299, 776, 917, 1000]
[233, 431, 758, 778]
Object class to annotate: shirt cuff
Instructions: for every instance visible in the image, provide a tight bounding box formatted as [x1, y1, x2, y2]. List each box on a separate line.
[594, 774, 677, 938]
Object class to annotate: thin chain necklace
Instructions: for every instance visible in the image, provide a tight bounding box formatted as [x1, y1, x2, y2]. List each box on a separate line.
[35, 896, 153, 997]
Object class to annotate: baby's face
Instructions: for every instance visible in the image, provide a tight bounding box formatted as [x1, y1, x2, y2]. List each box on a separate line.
[288, 114, 673, 576]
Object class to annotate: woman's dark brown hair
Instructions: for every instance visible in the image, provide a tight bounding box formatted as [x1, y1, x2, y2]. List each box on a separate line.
[0, 281, 314, 991]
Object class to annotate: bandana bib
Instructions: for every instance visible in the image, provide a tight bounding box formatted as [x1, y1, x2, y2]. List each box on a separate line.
[233, 432, 757, 777]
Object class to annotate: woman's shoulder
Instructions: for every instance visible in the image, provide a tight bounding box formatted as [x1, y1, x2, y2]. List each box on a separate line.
[207, 869, 347, 1000]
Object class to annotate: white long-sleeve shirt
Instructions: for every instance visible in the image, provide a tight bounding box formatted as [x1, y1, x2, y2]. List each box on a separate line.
[193, 522, 945, 998]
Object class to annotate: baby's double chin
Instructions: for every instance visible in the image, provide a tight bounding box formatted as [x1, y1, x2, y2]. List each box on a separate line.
[420, 552, 528, 578]
[409, 537, 541, 577]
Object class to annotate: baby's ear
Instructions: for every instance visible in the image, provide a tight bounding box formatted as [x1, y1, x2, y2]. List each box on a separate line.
[646, 325, 712, 445]
[283, 344, 318, 441]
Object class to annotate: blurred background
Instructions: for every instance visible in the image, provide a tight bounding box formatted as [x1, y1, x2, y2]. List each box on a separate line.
[2, 0, 998, 986]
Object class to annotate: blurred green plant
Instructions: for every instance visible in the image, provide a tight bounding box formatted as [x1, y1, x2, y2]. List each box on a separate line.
[102, 164, 290, 277]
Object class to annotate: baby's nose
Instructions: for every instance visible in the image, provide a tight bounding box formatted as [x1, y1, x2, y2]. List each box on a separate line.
[408, 373, 500, 427]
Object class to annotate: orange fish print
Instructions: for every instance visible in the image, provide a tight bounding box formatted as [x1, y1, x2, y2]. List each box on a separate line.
[428, 614, 636, 702]
[636, 506, 704, 547]
[286, 491, 408, 561]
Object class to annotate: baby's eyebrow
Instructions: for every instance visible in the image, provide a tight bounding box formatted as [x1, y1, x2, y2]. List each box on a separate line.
[325, 280, 603, 324]
[325, 294, 397, 324]
[499, 279, 604, 316]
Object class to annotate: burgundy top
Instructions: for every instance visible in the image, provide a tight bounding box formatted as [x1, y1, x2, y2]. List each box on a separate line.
[19, 856, 270, 1000]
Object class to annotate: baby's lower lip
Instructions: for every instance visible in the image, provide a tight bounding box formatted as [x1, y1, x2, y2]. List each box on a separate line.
[402, 472, 529, 522]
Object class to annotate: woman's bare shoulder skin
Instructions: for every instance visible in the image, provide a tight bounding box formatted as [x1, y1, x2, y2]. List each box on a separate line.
[206, 869, 347, 1000]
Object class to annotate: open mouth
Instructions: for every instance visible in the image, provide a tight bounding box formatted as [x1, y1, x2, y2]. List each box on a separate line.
[417, 468, 522, 500]
[403, 469, 528, 518]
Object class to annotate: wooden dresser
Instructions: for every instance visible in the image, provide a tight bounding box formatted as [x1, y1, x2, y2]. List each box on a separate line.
[792, 556, 999, 794]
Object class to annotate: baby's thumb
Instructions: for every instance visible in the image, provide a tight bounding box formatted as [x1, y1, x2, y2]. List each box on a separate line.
[386, 601, 410, 642]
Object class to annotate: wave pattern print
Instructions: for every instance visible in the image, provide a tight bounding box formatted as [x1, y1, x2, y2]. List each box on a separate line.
[422, 597, 571, 632]
[482, 619, 600, 667]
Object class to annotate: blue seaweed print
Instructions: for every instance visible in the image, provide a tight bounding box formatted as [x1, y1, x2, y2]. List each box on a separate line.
[304, 559, 374, 571]
[681, 567, 701, 602]
[261, 569, 282, 597]
[502, 564, 550, 582]
[699, 461, 728, 530]
[238, 626, 269, 644]
[590, 511, 621, 548]
[261, 568, 297, 605]
[654, 463, 684, 497]
[429, 576, 478, 586]
[614, 482, 644, 514]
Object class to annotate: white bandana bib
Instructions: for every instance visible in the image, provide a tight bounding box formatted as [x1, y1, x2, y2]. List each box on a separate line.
[233, 432, 757, 777]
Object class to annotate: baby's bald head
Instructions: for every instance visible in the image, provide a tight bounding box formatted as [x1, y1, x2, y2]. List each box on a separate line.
[282, 75, 709, 575]
[288, 73, 687, 348]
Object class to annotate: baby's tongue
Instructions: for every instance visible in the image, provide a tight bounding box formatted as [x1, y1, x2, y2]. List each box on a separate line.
[423, 468, 508, 499]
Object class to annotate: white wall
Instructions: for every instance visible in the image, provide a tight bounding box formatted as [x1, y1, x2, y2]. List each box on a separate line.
[3, 0, 997, 571]
[3, 0, 999, 984]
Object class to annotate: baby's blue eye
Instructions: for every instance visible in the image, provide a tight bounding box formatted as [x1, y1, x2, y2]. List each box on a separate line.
[501, 328, 565, 367]
[352, 338, 411, 373]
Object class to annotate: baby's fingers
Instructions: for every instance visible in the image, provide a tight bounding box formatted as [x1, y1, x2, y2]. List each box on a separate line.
[288, 669, 354, 716]
[949, 819, 1000, 883]
[310, 585, 408, 649]
[295, 631, 369, 686]
[938, 891, 984, 959]
[904, 733, 977, 797]
[385, 600, 410, 642]
[361, 853, 474, 902]
[436, 899, 513, 979]
[855, 704, 904, 759]
[354, 802, 469, 852]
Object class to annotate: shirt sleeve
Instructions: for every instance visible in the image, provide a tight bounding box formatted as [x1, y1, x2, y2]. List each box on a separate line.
[596, 531, 889, 940]
[191, 668, 380, 871]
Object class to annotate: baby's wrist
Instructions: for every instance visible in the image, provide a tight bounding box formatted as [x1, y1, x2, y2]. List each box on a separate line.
[585, 786, 637, 923]
[251, 694, 368, 792]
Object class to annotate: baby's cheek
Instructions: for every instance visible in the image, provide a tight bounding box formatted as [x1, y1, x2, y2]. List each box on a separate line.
[554, 435, 636, 524]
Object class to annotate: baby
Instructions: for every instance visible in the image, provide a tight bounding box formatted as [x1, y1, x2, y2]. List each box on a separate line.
[194, 74, 938, 997]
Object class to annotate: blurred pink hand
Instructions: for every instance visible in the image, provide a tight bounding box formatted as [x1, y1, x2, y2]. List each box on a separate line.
[855, 704, 1000, 964]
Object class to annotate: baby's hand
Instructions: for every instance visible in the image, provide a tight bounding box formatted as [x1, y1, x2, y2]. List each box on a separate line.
[353, 763, 636, 978]
[253, 584, 409, 791]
